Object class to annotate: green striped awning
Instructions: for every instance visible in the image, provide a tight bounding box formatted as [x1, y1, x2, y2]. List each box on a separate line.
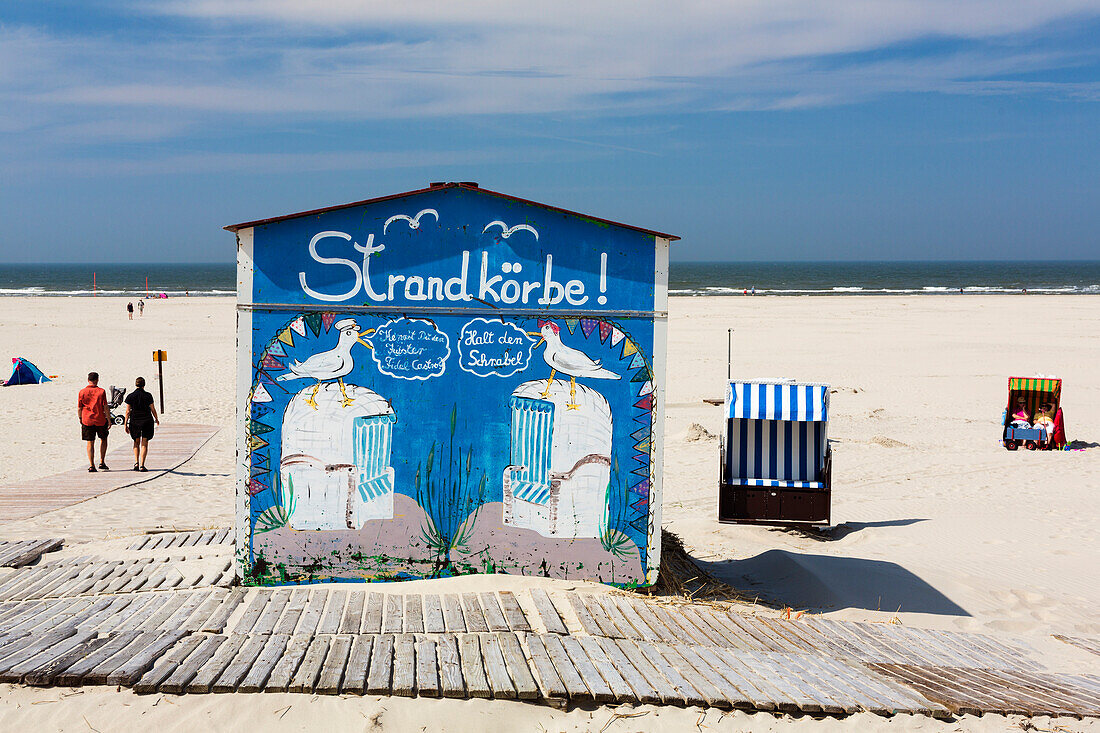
[1009, 377, 1061, 395]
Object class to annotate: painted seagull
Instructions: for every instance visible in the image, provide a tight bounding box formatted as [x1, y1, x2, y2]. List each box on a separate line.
[483, 221, 539, 240]
[276, 318, 373, 409]
[528, 321, 619, 409]
[383, 208, 439, 234]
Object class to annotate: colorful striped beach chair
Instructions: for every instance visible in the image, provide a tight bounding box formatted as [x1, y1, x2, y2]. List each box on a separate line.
[1003, 376, 1066, 451]
[719, 379, 832, 525]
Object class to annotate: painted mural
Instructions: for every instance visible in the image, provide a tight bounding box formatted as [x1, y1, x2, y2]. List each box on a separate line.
[237, 185, 667, 588]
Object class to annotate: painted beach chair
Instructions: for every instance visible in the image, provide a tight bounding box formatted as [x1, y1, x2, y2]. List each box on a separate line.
[1003, 376, 1066, 451]
[718, 379, 832, 525]
[502, 379, 613, 538]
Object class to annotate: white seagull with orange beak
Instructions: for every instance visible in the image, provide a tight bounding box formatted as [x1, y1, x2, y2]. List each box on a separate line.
[277, 318, 374, 408]
[528, 321, 619, 409]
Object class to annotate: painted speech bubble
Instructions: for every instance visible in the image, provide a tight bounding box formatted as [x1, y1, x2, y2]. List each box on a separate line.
[367, 317, 450, 380]
[458, 318, 537, 378]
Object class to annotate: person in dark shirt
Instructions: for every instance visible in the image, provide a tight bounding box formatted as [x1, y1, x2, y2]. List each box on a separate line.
[124, 376, 160, 472]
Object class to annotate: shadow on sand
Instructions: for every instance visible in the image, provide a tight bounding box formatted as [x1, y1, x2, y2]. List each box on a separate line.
[776, 518, 929, 542]
[698, 549, 970, 616]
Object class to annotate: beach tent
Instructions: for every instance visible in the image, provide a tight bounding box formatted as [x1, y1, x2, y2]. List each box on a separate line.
[3, 357, 51, 386]
[718, 379, 832, 525]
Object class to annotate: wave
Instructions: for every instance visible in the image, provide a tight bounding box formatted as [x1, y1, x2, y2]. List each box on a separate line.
[668, 285, 1100, 296]
[0, 288, 234, 297]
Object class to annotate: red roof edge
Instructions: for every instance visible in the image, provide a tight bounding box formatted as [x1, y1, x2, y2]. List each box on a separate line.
[223, 182, 680, 241]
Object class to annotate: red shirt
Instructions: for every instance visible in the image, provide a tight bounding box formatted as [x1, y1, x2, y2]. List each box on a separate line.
[78, 385, 108, 426]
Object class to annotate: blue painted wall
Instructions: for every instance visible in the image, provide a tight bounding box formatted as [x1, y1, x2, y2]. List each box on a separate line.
[240, 187, 663, 586]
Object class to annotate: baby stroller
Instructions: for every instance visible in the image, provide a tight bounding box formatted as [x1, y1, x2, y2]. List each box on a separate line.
[108, 386, 127, 426]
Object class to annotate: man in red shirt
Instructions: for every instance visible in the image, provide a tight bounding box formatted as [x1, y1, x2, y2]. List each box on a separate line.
[78, 371, 110, 472]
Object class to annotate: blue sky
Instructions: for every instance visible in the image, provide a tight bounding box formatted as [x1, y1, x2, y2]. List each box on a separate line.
[2, 1, 1098, 262]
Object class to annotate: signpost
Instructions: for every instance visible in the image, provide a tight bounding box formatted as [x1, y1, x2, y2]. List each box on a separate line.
[228, 182, 677, 588]
[152, 350, 167, 412]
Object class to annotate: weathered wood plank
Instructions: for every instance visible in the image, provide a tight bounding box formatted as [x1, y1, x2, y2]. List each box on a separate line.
[57, 631, 143, 686]
[273, 588, 308, 635]
[529, 589, 568, 635]
[0, 626, 79, 677]
[25, 629, 110, 686]
[436, 633, 465, 698]
[404, 594, 424, 634]
[237, 633, 291, 694]
[577, 635, 633, 701]
[3, 628, 97, 683]
[461, 593, 488, 633]
[497, 591, 531, 633]
[613, 637, 683, 705]
[187, 633, 247, 693]
[478, 592, 509, 632]
[365, 634, 394, 695]
[524, 634, 567, 700]
[341, 634, 373, 695]
[415, 637, 439, 697]
[232, 590, 270, 634]
[295, 589, 328, 635]
[316, 589, 347, 634]
[609, 595, 658, 642]
[287, 634, 330, 694]
[391, 633, 416, 697]
[383, 594, 404, 634]
[458, 633, 491, 699]
[263, 634, 311, 693]
[202, 587, 246, 633]
[560, 635, 614, 703]
[497, 632, 539, 700]
[480, 632, 516, 699]
[542, 633, 589, 700]
[422, 593, 444, 634]
[213, 633, 270, 693]
[442, 594, 465, 634]
[594, 635, 660, 704]
[107, 630, 188, 686]
[252, 588, 290, 635]
[133, 634, 207, 693]
[339, 591, 366, 634]
[316, 634, 352, 695]
[363, 592, 384, 634]
[655, 643, 724, 707]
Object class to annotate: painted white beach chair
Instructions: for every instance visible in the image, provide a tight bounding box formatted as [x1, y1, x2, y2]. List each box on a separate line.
[718, 379, 832, 525]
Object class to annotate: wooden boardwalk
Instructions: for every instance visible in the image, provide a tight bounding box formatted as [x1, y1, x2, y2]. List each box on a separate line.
[0, 424, 219, 521]
[0, 539, 62, 568]
[0, 544, 1097, 718]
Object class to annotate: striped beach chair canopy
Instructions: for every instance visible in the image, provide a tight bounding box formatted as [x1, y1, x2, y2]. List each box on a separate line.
[1008, 376, 1061, 398]
[726, 380, 830, 422]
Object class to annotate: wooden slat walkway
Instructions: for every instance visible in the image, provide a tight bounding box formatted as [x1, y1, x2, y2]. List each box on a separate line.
[0, 539, 63, 567]
[127, 529, 232, 552]
[0, 572, 1096, 719]
[0, 424, 219, 521]
[1054, 635, 1100, 658]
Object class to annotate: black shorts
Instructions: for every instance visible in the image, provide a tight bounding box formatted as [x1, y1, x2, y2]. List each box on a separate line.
[129, 422, 155, 440]
[81, 423, 109, 441]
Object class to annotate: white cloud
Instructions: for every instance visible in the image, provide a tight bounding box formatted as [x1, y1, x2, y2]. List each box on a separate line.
[1, 1, 1097, 153]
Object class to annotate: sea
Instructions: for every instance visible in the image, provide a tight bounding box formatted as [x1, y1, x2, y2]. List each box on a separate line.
[1, 261, 1098, 297]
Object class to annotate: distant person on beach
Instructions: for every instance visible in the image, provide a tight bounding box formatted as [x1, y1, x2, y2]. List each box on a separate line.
[124, 376, 159, 472]
[138, 299, 144, 316]
[78, 372, 110, 472]
[126, 302, 134, 320]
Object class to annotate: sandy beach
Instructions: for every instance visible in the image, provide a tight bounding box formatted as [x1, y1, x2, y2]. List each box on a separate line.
[1, 294, 1097, 731]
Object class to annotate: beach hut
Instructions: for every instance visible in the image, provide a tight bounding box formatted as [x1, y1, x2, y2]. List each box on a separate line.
[228, 181, 676, 587]
[718, 379, 832, 525]
[279, 381, 396, 530]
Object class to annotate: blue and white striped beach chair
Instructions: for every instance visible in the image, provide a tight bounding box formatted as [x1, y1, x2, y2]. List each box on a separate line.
[719, 379, 832, 525]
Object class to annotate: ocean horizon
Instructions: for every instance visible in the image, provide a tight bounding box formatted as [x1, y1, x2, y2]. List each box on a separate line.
[1, 260, 1098, 297]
